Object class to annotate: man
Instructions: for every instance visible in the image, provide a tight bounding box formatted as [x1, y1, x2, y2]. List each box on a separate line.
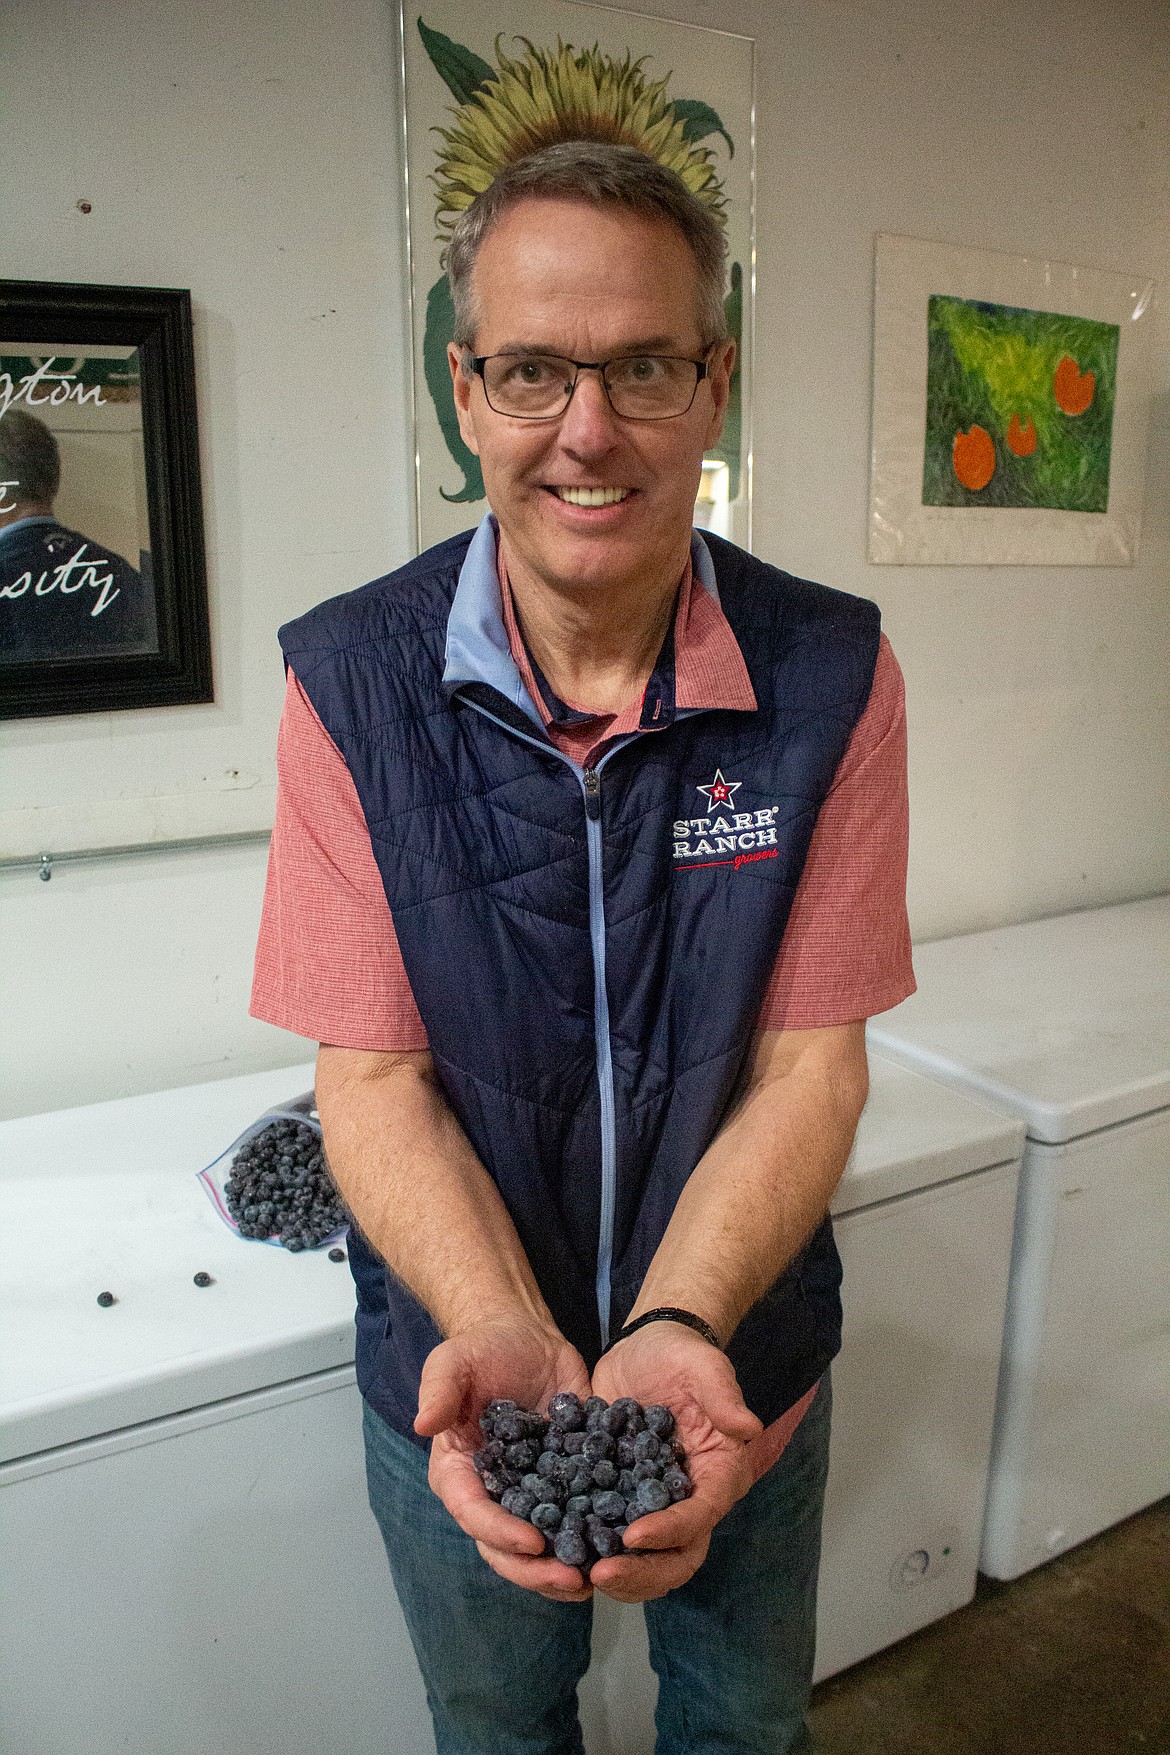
[0, 408, 156, 664]
[252, 141, 912, 1752]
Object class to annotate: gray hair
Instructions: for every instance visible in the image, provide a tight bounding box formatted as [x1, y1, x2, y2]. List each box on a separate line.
[0, 408, 60, 506]
[445, 141, 728, 353]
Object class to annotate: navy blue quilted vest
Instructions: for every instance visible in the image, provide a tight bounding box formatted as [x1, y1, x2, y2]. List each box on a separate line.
[281, 527, 881, 1445]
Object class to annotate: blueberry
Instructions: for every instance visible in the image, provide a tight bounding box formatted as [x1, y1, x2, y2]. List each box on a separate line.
[616, 1435, 637, 1468]
[96, 1291, 116, 1308]
[549, 1393, 585, 1431]
[582, 1432, 613, 1463]
[560, 1509, 586, 1536]
[634, 1477, 671, 1514]
[536, 1451, 560, 1478]
[644, 1404, 675, 1439]
[618, 1468, 638, 1497]
[609, 1397, 641, 1431]
[193, 1271, 213, 1288]
[566, 1494, 593, 1516]
[584, 1396, 607, 1422]
[531, 1501, 563, 1533]
[480, 1471, 506, 1500]
[633, 1459, 661, 1482]
[521, 1473, 544, 1497]
[500, 1488, 537, 1519]
[505, 1439, 540, 1471]
[517, 1408, 547, 1440]
[566, 1468, 594, 1498]
[600, 1403, 627, 1435]
[495, 1413, 524, 1444]
[553, 1528, 588, 1568]
[328, 1247, 346, 1262]
[633, 1430, 661, 1462]
[590, 1525, 625, 1559]
[663, 1466, 692, 1502]
[563, 1431, 586, 1456]
[542, 1429, 566, 1455]
[591, 1460, 618, 1489]
[592, 1490, 626, 1524]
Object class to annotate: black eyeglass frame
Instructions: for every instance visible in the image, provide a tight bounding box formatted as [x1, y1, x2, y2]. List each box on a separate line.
[465, 349, 713, 421]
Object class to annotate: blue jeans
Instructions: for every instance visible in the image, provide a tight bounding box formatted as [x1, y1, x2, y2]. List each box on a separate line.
[363, 1374, 831, 1755]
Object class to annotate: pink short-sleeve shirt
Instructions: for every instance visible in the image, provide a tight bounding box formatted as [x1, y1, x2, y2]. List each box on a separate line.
[251, 560, 914, 1045]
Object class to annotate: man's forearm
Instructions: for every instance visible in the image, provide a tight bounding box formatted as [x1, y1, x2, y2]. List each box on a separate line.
[628, 1023, 870, 1343]
[315, 1044, 555, 1339]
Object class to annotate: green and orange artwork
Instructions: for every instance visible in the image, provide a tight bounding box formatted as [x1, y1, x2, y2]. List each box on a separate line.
[416, 18, 742, 504]
[922, 296, 1119, 513]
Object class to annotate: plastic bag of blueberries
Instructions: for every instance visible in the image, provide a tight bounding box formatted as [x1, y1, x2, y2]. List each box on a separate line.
[197, 1092, 349, 1252]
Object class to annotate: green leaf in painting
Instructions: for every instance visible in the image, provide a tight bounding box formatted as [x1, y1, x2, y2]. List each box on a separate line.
[423, 274, 485, 504]
[417, 18, 494, 105]
[672, 99, 733, 157]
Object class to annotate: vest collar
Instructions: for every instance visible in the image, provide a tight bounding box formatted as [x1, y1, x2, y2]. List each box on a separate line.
[441, 512, 721, 732]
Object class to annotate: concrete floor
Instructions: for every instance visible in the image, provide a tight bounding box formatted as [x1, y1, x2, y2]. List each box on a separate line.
[808, 1502, 1170, 1755]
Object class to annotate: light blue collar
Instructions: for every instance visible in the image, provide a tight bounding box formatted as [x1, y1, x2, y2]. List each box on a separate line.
[441, 512, 720, 725]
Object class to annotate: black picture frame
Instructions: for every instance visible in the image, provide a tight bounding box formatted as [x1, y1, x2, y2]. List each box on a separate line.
[0, 280, 211, 719]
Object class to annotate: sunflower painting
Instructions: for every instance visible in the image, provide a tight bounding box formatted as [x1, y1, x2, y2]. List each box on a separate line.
[401, 2, 755, 551]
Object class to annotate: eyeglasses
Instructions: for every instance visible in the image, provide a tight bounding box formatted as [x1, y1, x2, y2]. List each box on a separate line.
[467, 351, 711, 421]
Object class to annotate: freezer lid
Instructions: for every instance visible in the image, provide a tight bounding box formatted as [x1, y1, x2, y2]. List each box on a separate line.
[0, 1063, 360, 1464]
[832, 1053, 1024, 1217]
[868, 896, 1170, 1144]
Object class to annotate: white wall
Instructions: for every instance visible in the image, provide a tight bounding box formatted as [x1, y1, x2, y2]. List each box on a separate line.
[2, 0, 1167, 1119]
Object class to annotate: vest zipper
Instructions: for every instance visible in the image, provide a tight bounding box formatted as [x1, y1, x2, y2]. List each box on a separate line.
[455, 697, 630, 1350]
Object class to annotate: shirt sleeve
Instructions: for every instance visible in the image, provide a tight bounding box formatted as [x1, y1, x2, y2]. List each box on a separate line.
[249, 669, 429, 1051]
[757, 634, 915, 1030]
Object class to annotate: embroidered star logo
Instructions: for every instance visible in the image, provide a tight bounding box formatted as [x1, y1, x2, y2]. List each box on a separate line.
[696, 769, 741, 812]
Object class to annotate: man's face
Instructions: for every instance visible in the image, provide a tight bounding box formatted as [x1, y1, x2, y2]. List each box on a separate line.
[448, 197, 735, 600]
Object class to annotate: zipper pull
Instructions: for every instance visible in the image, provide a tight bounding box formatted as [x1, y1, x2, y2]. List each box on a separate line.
[583, 767, 601, 820]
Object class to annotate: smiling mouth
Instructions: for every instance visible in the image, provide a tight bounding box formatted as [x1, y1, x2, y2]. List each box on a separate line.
[551, 486, 631, 506]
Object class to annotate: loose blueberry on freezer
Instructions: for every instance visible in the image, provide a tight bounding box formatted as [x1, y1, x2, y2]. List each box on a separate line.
[554, 1528, 589, 1568]
[591, 1460, 618, 1489]
[193, 1272, 213, 1288]
[531, 1501, 563, 1533]
[96, 1291, 116, 1307]
[328, 1247, 346, 1263]
[635, 1477, 672, 1514]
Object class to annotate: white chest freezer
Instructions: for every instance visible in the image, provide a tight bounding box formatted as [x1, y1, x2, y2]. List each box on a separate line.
[868, 895, 1170, 1579]
[814, 1053, 1024, 1680]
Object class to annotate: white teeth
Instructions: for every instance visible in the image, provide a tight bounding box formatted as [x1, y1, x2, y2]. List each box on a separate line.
[555, 486, 629, 506]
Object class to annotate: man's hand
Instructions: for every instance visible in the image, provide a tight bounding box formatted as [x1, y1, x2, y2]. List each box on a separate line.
[587, 1322, 763, 1603]
[415, 1315, 595, 1603]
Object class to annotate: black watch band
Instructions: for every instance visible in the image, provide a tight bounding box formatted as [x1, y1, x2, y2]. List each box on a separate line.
[601, 1306, 722, 1356]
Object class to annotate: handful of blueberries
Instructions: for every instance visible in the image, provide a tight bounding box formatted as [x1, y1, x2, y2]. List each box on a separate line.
[223, 1118, 347, 1251]
[473, 1391, 693, 1573]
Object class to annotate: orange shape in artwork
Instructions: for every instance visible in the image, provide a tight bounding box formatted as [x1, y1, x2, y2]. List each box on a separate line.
[952, 424, 996, 491]
[1006, 413, 1038, 456]
[1054, 355, 1095, 415]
